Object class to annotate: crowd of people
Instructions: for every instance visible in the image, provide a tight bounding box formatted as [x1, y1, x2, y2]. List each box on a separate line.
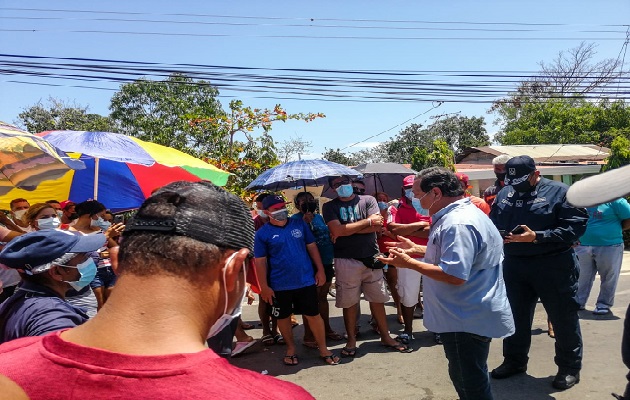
[0, 154, 628, 399]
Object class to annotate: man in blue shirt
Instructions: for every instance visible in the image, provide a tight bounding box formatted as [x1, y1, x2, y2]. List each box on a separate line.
[576, 198, 630, 315]
[0, 230, 106, 343]
[380, 167, 514, 400]
[254, 195, 339, 366]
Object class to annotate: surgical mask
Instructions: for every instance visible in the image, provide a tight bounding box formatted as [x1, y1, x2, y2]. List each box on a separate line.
[377, 201, 388, 210]
[37, 217, 61, 230]
[56, 211, 64, 219]
[256, 209, 267, 218]
[91, 216, 111, 230]
[270, 208, 289, 222]
[411, 198, 429, 216]
[61, 259, 97, 291]
[207, 252, 247, 339]
[405, 188, 414, 200]
[418, 190, 438, 214]
[13, 209, 27, 220]
[335, 184, 354, 198]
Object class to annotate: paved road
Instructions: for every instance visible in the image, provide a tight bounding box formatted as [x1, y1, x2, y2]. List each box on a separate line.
[232, 252, 630, 399]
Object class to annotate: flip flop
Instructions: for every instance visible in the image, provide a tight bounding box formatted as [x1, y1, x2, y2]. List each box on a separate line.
[231, 340, 256, 357]
[283, 354, 299, 366]
[383, 342, 413, 353]
[261, 334, 275, 346]
[274, 334, 285, 345]
[340, 346, 357, 358]
[326, 331, 344, 341]
[321, 354, 340, 365]
[241, 322, 255, 330]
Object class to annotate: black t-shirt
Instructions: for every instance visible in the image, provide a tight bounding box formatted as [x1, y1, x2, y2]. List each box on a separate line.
[322, 195, 379, 259]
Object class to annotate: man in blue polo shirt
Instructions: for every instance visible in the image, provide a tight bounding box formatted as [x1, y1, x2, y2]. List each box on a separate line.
[254, 195, 339, 367]
[0, 229, 106, 343]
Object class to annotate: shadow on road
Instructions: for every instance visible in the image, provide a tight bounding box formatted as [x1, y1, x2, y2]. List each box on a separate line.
[492, 373, 563, 400]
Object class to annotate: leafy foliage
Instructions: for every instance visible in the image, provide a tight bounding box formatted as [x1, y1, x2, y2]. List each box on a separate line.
[277, 135, 313, 163]
[17, 97, 117, 133]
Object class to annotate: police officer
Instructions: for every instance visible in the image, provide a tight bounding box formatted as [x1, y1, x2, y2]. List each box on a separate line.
[489, 155, 588, 390]
[0, 230, 105, 343]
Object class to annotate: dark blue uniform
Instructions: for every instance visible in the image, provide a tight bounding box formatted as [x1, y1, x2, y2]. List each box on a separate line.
[0, 281, 89, 344]
[490, 177, 588, 373]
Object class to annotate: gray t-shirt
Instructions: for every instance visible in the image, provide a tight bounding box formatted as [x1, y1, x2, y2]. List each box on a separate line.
[322, 195, 380, 259]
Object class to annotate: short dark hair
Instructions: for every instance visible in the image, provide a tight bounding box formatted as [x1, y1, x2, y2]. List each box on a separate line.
[75, 200, 106, 217]
[45, 200, 60, 205]
[328, 175, 350, 187]
[417, 167, 464, 197]
[294, 191, 314, 207]
[9, 198, 28, 210]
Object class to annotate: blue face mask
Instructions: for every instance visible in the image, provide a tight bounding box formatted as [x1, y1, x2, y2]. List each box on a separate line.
[336, 184, 354, 198]
[405, 188, 414, 200]
[377, 201, 388, 210]
[91, 216, 111, 231]
[411, 198, 430, 216]
[60, 258, 97, 291]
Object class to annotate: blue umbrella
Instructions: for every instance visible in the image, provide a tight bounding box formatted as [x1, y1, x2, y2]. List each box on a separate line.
[246, 159, 361, 191]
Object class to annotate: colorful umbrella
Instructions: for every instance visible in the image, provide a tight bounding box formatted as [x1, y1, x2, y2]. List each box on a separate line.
[245, 159, 361, 191]
[0, 131, 230, 212]
[0, 122, 85, 198]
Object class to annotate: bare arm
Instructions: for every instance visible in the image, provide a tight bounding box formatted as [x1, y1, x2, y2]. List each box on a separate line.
[623, 218, 630, 231]
[255, 257, 274, 304]
[0, 214, 26, 233]
[377, 249, 465, 285]
[326, 213, 383, 238]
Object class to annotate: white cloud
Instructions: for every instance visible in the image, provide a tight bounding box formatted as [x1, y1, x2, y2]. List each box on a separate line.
[351, 141, 382, 149]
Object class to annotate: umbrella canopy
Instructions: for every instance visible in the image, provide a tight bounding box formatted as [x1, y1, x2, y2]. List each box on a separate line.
[354, 162, 416, 200]
[0, 130, 230, 212]
[0, 122, 85, 198]
[246, 159, 361, 192]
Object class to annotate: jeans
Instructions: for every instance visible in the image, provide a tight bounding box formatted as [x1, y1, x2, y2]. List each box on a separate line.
[441, 332, 493, 400]
[502, 251, 582, 372]
[575, 244, 624, 309]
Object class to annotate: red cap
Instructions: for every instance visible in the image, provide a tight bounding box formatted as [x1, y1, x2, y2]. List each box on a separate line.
[455, 172, 472, 189]
[403, 175, 415, 187]
[59, 200, 75, 210]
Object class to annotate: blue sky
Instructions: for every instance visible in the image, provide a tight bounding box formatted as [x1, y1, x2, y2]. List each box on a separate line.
[0, 1, 628, 158]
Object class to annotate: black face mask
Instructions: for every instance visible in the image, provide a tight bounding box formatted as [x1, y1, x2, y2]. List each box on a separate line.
[353, 187, 366, 195]
[300, 200, 318, 214]
[69, 213, 79, 221]
[495, 172, 506, 184]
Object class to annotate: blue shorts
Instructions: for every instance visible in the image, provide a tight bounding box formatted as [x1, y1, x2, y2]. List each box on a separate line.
[91, 266, 117, 289]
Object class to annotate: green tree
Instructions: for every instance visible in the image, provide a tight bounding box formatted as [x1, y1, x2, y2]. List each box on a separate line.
[109, 73, 225, 157]
[17, 97, 116, 133]
[603, 135, 630, 171]
[425, 115, 490, 155]
[322, 148, 356, 165]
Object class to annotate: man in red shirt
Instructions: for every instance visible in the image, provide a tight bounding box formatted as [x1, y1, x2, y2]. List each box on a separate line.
[455, 172, 491, 216]
[387, 175, 431, 344]
[0, 181, 314, 400]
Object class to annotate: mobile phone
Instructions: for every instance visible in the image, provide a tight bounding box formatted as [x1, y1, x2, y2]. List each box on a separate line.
[498, 230, 508, 238]
[511, 225, 525, 235]
[113, 215, 124, 224]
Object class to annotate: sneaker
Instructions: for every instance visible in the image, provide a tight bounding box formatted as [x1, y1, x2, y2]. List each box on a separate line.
[491, 362, 527, 379]
[593, 307, 610, 315]
[395, 333, 414, 345]
[552, 371, 580, 390]
[231, 340, 256, 357]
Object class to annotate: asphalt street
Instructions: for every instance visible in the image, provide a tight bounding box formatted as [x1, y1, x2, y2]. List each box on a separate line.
[232, 252, 630, 400]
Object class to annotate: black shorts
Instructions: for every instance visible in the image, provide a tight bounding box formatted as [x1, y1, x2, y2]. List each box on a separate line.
[268, 285, 319, 320]
[323, 263, 334, 283]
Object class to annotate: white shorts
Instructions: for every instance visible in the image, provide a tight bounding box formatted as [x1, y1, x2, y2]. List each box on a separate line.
[396, 263, 422, 308]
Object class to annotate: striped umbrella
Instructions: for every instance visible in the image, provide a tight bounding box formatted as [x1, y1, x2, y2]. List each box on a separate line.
[0, 122, 85, 198]
[0, 130, 230, 212]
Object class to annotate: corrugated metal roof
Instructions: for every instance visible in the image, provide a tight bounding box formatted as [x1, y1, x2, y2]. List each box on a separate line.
[458, 144, 610, 163]
[456, 163, 603, 180]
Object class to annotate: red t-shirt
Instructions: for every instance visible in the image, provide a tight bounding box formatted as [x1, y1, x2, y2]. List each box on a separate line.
[0, 332, 314, 400]
[394, 198, 431, 246]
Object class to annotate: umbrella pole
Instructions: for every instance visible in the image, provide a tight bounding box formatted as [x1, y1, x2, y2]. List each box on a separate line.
[93, 157, 99, 200]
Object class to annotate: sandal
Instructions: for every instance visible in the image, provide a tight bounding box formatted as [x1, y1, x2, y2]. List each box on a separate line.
[302, 341, 319, 349]
[340, 346, 357, 358]
[241, 322, 255, 330]
[261, 334, 275, 346]
[283, 354, 299, 366]
[395, 333, 414, 345]
[274, 334, 285, 345]
[383, 342, 413, 353]
[326, 331, 344, 341]
[321, 354, 340, 365]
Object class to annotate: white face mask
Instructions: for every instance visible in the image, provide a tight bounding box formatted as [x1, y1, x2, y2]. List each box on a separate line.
[206, 252, 247, 339]
[57, 210, 64, 219]
[37, 216, 61, 230]
[13, 209, 27, 220]
[256, 209, 267, 218]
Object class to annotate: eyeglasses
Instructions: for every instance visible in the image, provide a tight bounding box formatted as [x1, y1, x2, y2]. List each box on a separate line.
[331, 179, 351, 189]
